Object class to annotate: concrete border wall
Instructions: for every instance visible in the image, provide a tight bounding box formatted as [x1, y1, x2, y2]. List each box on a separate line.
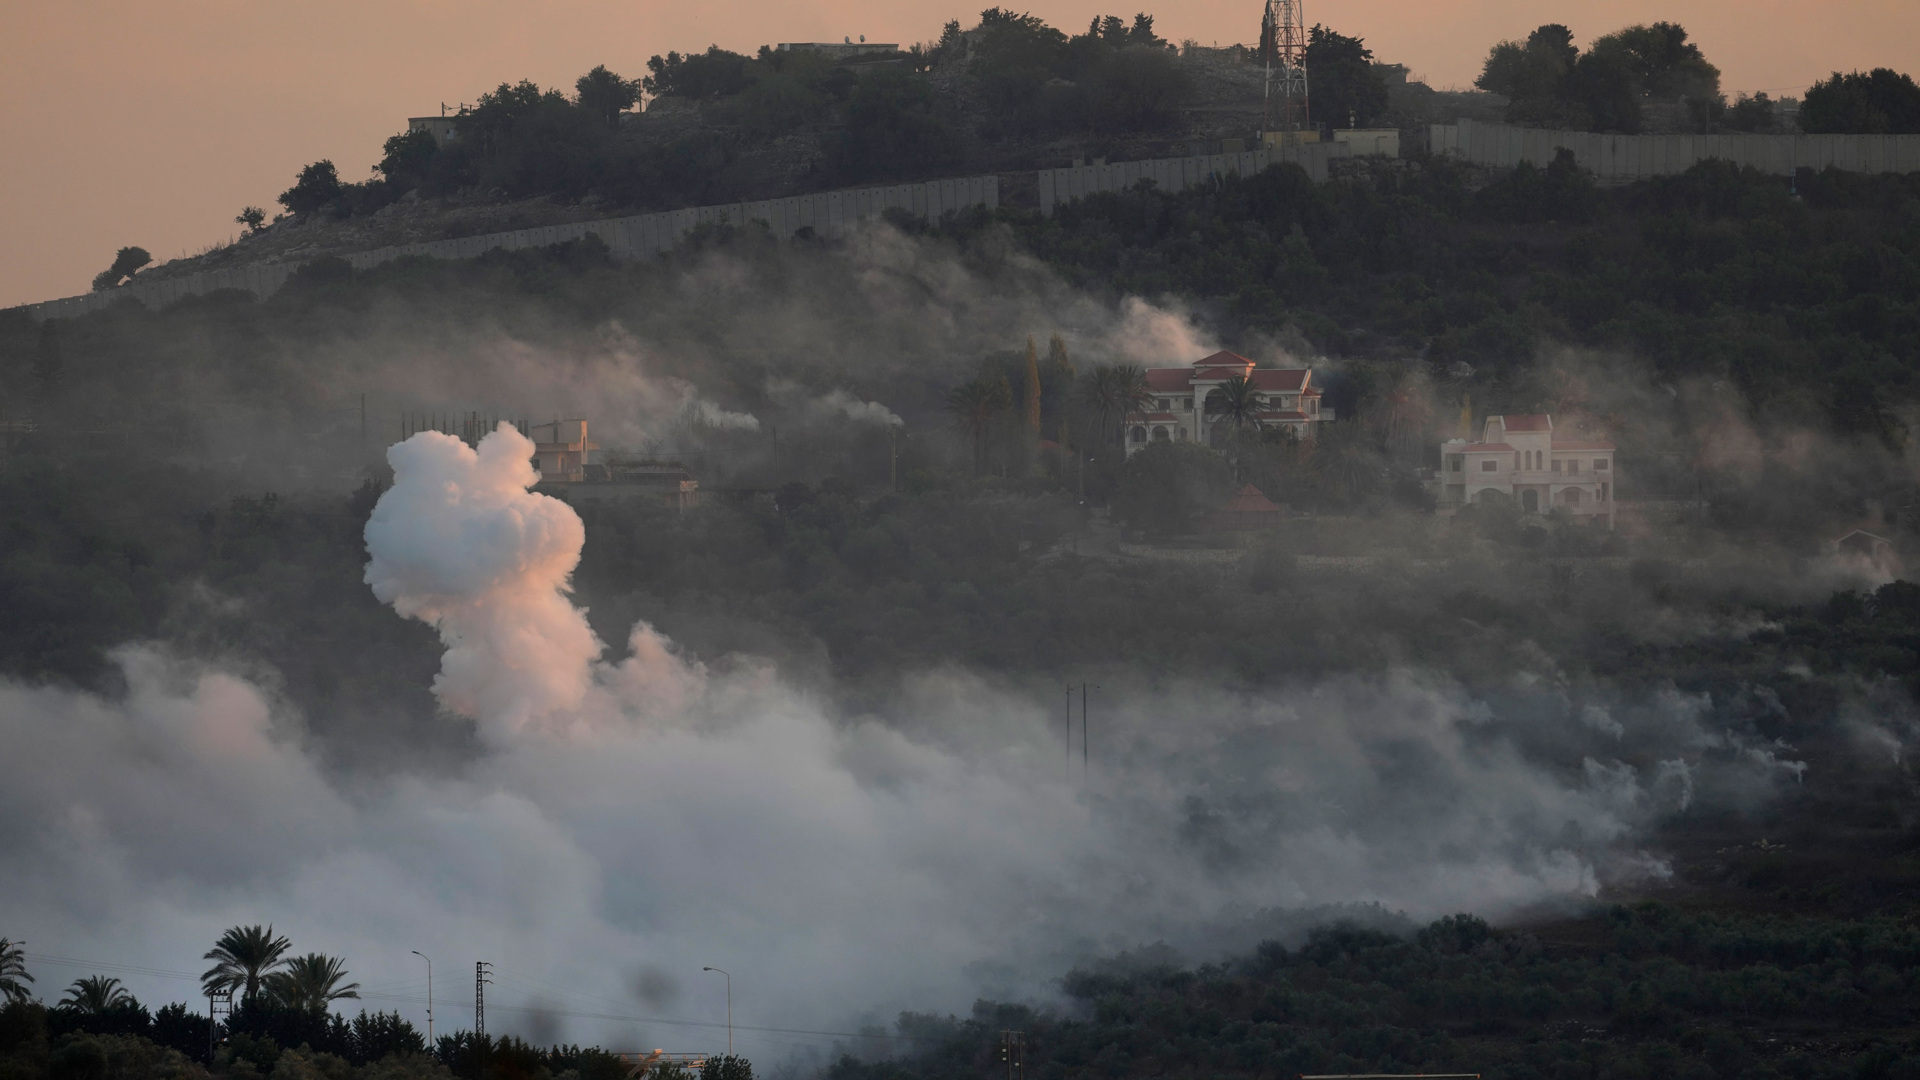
[1430, 118, 1920, 181]
[1037, 142, 1352, 215]
[26, 175, 999, 322]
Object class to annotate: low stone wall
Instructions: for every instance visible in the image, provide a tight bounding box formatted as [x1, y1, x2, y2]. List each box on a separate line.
[25, 175, 999, 322]
[1431, 117, 1920, 181]
[1037, 142, 1353, 215]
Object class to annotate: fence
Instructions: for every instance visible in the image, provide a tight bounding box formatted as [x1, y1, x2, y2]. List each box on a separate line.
[25, 175, 999, 322]
[1430, 117, 1920, 181]
[1038, 142, 1352, 215]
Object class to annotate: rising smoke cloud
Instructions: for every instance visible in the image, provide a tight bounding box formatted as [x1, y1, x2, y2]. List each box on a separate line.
[0, 421, 1820, 1058]
[14, 211, 1915, 1063]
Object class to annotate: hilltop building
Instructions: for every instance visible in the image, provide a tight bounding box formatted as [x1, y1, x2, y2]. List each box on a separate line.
[1437, 414, 1615, 526]
[776, 41, 897, 60]
[1124, 351, 1332, 454]
[529, 419, 700, 510]
[530, 419, 599, 483]
[406, 116, 461, 145]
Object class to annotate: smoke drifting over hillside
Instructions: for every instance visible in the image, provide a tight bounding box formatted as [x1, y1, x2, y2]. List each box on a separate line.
[0, 422, 1835, 1057]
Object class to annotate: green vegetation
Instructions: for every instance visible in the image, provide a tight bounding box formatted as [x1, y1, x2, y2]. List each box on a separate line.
[996, 157, 1920, 445]
[2, 943, 35, 1005]
[1111, 442, 1232, 535]
[0, 928, 744, 1080]
[8, 14, 1920, 1067]
[965, 9, 1188, 138]
[252, 9, 1202, 222]
[1477, 22, 1720, 133]
[1800, 69, 1920, 135]
[90, 248, 151, 293]
[202, 928, 294, 1002]
[278, 163, 343, 216]
[830, 906, 1920, 1080]
[1303, 26, 1389, 130]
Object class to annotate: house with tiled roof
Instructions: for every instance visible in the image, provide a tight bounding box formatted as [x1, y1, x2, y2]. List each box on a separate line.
[1437, 414, 1615, 526]
[1124, 351, 1333, 455]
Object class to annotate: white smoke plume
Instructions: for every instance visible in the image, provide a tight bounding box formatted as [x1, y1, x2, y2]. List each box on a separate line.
[364, 424, 703, 740]
[809, 390, 903, 428]
[1104, 295, 1220, 366]
[679, 398, 761, 433]
[365, 428, 598, 736]
[768, 381, 904, 429]
[0, 423, 1829, 1058]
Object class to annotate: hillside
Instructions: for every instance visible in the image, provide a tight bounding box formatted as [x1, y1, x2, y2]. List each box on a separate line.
[117, 13, 1504, 290]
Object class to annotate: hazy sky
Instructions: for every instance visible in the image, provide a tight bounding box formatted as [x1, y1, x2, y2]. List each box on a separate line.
[2, 0, 1912, 309]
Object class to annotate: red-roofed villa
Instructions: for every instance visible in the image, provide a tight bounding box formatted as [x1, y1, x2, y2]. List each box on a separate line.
[1124, 351, 1332, 454]
[1438, 414, 1615, 526]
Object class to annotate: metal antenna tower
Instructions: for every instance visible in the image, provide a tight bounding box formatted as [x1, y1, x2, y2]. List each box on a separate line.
[474, 962, 493, 1041]
[1260, 0, 1310, 137]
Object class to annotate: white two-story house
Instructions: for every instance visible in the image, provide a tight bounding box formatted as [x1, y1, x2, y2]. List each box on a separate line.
[1438, 414, 1616, 526]
[1125, 351, 1333, 454]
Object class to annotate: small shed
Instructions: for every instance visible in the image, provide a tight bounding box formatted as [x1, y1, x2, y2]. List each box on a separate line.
[1207, 484, 1285, 531]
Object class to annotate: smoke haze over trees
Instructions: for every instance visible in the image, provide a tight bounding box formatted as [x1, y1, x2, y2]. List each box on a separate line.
[7, 9, 1920, 1080]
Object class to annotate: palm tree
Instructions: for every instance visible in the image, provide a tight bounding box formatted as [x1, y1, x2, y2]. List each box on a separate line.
[1077, 365, 1153, 448]
[0, 940, 33, 1004]
[202, 925, 293, 1001]
[1205, 374, 1267, 440]
[264, 954, 360, 1012]
[59, 976, 132, 1014]
[946, 376, 1012, 476]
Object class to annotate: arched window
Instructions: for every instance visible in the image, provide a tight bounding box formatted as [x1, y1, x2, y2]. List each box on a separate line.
[1151, 426, 1170, 442]
[1129, 426, 1146, 444]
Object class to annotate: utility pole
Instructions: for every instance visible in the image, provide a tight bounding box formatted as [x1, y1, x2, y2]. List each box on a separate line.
[412, 951, 433, 1047]
[208, 989, 232, 1065]
[998, 1031, 1026, 1080]
[1082, 683, 1098, 781]
[1064, 686, 1074, 781]
[702, 967, 732, 1057]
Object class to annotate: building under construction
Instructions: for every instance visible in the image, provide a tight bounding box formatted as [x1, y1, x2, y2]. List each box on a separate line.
[395, 413, 699, 511]
[529, 419, 701, 511]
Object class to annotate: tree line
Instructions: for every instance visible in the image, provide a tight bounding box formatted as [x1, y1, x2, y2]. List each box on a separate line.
[826, 905, 1920, 1080]
[1475, 20, 1920, 135]
[0, 934, 747, 1080]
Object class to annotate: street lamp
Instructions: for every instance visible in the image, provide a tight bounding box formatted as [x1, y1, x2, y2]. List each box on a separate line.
[701, 967, 731, 1057]
[411, 951, 433, 1046]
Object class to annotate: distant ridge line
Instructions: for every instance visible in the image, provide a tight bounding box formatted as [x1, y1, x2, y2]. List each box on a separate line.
[22, 175, 1000, 322]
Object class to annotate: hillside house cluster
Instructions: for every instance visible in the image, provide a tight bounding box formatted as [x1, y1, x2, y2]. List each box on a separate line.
[1438, 414, 1615, 526]
[1124, 351, 1333, 454]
